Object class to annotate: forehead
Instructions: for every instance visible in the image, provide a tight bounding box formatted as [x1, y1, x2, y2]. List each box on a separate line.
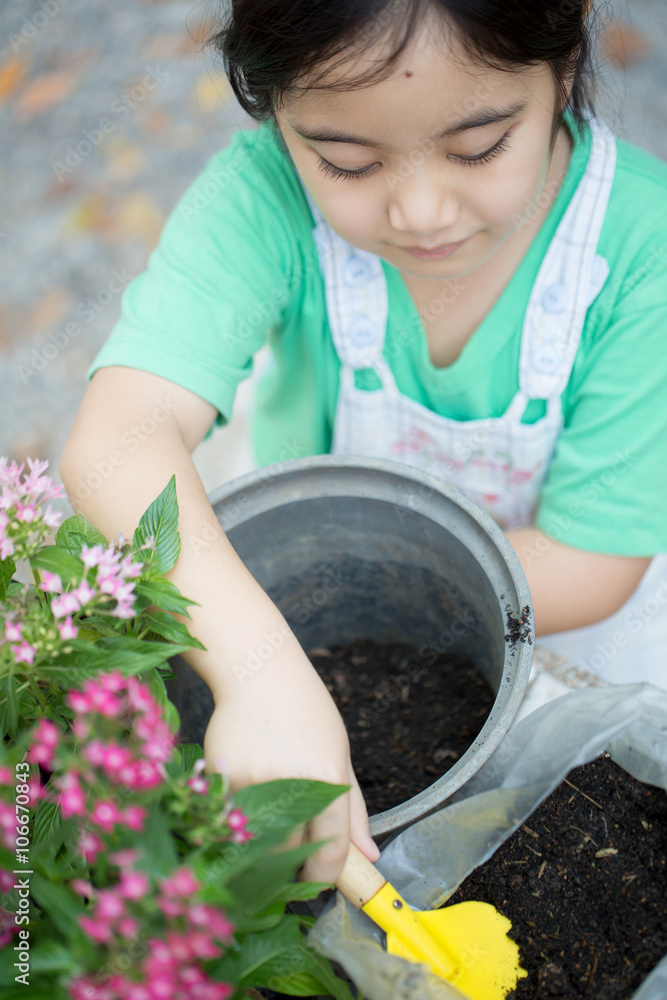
[280, 16, 552, 136]
[280, 24, 552, 153]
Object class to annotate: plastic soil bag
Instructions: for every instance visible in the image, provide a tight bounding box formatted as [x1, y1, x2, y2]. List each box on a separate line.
[309, 684, 667, 1000]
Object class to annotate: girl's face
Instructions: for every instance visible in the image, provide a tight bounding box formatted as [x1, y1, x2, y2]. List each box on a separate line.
[275, 18, 572, 281]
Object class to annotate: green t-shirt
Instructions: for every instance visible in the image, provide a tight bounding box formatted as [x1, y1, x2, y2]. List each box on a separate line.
[89, 111, 667, 557]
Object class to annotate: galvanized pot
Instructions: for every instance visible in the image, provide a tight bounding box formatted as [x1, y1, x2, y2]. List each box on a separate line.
[165, 455, 534, 839]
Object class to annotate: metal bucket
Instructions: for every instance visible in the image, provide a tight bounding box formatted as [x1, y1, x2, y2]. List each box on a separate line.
[165, 455, 534, 839]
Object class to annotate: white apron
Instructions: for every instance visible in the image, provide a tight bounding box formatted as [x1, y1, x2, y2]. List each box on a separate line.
[302, 116, 667, 690]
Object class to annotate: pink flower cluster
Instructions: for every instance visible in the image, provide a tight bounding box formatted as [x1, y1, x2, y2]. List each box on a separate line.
[25, 717, 62, 769]
[0, 457, 63, 560]
[226, 807, 252, 845]
[0, 618, 37, 665]
[32, 672, 176, 844]
[44, 543, 143, 623]
[0, 905, 19, 948]
[69, 864, 235, 1000]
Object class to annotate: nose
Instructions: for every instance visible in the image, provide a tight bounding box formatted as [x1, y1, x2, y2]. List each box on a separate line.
[387, 169, 461, 239]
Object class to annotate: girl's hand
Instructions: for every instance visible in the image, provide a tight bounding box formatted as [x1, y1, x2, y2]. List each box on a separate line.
[203, 657, 380, 885]
[61, 367, 380, 883]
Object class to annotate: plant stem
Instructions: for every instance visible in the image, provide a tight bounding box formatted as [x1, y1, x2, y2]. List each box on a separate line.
[27, 673, 49, 709]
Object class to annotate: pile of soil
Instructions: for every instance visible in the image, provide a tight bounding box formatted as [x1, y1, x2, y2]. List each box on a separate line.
[448, 754, 667, 998]
[293, 639, 666, 997]
[307, 638, 494, 815]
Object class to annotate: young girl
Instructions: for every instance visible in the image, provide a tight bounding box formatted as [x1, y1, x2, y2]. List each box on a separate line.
[61, 0, 667, 884]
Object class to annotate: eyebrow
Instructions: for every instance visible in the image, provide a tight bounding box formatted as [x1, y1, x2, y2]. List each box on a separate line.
[290, 97, 529, 151]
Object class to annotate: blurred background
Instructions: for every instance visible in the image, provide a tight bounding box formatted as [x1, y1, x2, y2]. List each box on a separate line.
[0, 0, 665, 507]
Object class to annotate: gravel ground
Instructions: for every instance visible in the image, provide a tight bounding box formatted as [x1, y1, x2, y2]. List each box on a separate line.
[0, 0, 665, 505]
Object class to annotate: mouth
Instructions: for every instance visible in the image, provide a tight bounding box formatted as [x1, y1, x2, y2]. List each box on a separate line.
[399, 238, 469, 260]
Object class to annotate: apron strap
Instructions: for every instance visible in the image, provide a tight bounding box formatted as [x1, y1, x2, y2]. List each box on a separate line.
[301, 185, 389, 372]
[518, 116, 617, 401]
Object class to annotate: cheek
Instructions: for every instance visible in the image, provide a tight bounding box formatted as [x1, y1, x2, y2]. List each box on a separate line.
[473, 154, 547, 229]
[316, 188, 382, 249]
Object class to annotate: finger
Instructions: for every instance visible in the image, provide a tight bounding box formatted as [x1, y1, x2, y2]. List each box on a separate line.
[348, 774, 381, 862]
[281, 821, 306, 855]
[299, 792, 350, 887]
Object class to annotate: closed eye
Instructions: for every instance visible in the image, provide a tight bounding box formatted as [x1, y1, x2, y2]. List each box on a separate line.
[450, 128, 514, 166]
[315, 125, 515, 181]
[316, 157, 380, 181]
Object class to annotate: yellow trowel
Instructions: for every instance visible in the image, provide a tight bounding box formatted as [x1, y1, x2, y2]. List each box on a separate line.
[336, 843, 526, 1000]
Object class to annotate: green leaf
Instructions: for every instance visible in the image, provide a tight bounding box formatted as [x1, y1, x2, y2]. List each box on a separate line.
[0, 675, 20, 738]
[218, 917, 355, 1000]
[294, 945, 358, 1000]
[221, 915, 304, 981]
[0, 979, 70, 1000]
[267, 880, 333, 904]
[165, 742, 203, 779]
[50, 636, 193, 679]
[233, 779, 350, 841]
[29, 875, 86, 939]
[122, 804, 179, 878]
[134, 578, 197, 616]
[141, 611, 204, 649]
[31, 547, 83, 586]
[261, 968, 328, 996]
[55, 512, 107, 556]
[33, 800, 62, 849]
[0, 556, 16, 603]
[133, 474, 181, 574]
[27, 940, 74, 974]
[228, 841, 330, 913]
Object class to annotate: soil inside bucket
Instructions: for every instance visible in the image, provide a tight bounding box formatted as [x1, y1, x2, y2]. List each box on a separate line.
[306, 638, 495, 816]
[447, 754, 667, 998]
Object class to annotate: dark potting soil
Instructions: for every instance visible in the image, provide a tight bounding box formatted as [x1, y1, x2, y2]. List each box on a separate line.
[448, 754, 667, 999]
[306, 638, 494, 816]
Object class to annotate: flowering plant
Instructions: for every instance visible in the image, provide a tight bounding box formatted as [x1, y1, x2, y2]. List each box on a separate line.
[0, 460, 354, 1000]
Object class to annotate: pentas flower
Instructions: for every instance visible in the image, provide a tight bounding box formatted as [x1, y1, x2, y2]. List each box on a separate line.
[226, 807, 252, 845]
[26, 718, 62, 770]
[0, 907, 20, 948]
[58, 616, 79, 640]
[187, 758, 208, 794]
[79, 829, 105, 865]
[40, 570, 63, 593]
[3, 620, 22, 643]
[0, 458, 64, 561]
[69, 863, 236, 1000]
[75, 543, 143, 620]
[48, 674, 172, 844]
[0, 869, 15, 892]
[51, 592, 81, 619]
[54, 772, 87, 819]
[0, 802, 17, 849]
[12, 639, 36, 664]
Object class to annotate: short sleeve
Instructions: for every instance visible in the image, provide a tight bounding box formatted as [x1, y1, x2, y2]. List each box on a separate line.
[536, 244, 667, 556]
[88, 126, 293, 426]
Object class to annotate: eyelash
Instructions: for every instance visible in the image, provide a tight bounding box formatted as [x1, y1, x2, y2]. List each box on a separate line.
[316, 159, 379, 182]
[316, 129, 513, 181]
[454, 130, 513, 167]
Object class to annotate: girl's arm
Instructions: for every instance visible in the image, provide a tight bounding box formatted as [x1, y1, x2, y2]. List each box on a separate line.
[60, 365, 379, 883]
[506, 525, 651, 635]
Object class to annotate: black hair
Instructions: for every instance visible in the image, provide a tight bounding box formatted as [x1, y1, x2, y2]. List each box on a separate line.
[209, 0, 606, 146]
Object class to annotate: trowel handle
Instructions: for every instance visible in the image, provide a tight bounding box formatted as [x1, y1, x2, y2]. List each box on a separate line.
[335, 842, 387, 908]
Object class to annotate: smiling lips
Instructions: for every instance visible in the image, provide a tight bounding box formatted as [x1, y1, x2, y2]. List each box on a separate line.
[400, 238, 469, 259]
